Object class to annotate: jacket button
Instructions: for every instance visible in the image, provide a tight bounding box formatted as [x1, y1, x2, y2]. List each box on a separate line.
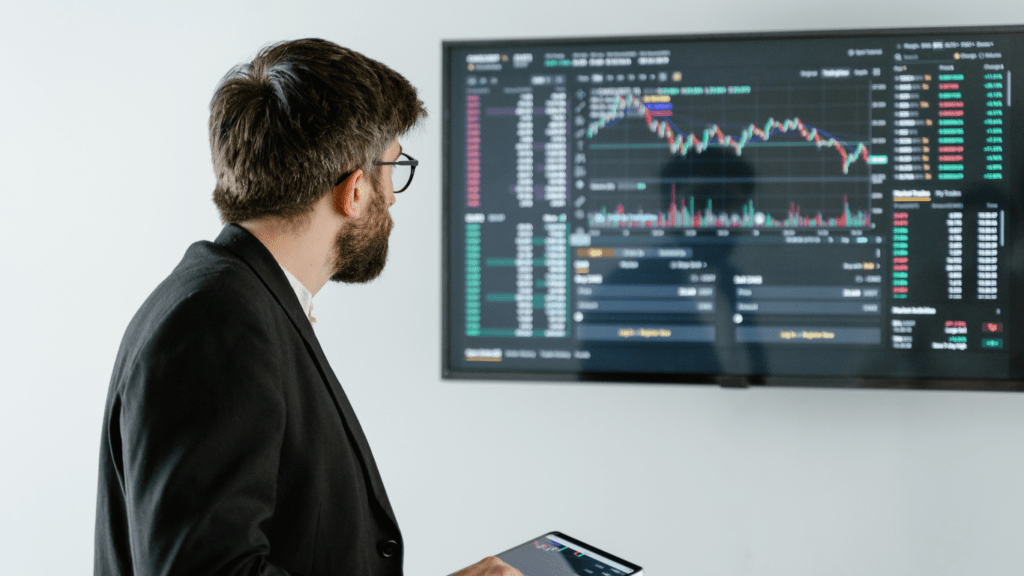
[378, 539, 399, 558]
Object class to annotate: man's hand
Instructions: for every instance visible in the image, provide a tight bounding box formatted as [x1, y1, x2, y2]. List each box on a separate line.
[452, 556, 524, 576]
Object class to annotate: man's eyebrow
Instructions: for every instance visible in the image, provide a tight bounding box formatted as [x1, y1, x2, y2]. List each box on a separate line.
[397, 143, 404, 159]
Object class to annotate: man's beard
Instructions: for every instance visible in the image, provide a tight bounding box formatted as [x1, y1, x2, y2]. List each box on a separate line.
[329, 179, 393, 284]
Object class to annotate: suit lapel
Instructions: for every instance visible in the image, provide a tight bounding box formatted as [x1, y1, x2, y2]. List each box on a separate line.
[213, 224, 398, 526]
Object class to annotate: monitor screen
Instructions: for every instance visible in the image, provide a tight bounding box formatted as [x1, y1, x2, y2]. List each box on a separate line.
[442, 26, 1024, 390]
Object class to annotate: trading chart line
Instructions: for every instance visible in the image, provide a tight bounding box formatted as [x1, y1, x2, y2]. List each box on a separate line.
[587, 94, 871, 174]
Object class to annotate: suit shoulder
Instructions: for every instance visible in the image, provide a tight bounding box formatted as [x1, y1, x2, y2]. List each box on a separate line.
[144, 240, 280, 320]
[110, 241, 284, 388]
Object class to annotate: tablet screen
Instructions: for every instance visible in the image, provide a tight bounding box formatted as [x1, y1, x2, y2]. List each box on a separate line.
[497, 533, 641, 576]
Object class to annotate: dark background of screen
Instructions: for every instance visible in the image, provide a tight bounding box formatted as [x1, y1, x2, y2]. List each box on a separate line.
[443, 26, 1024, 391]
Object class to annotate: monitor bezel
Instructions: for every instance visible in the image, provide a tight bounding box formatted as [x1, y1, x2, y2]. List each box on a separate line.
[441, 24, 1024, 391]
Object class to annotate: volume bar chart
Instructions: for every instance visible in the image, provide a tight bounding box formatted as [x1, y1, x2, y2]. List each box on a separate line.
[588, 187, 871, 229]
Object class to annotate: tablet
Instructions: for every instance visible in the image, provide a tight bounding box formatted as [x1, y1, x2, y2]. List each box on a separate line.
[496, 532, 643, 576]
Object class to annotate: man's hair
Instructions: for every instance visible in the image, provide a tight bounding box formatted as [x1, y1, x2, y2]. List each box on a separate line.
[209, 39, 426, 223]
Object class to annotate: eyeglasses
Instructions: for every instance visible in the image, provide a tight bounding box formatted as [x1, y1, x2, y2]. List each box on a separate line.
[376, 152, 418, 193]
[334, 152, 419, 193]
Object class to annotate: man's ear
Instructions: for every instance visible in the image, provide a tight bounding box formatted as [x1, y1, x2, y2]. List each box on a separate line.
[333, 169, 365, 218]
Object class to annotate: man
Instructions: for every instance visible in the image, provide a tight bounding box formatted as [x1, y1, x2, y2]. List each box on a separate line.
[95, 39, 521, 576]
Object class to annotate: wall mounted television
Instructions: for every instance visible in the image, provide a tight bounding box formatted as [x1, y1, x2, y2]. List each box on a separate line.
[442, 25, 1024, 391]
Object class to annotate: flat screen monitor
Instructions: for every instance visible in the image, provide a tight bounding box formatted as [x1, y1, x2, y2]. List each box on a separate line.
[442, 26, 1024, 391]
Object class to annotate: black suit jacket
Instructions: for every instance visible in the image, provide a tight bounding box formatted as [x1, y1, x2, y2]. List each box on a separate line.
[95, 224, 403, 576]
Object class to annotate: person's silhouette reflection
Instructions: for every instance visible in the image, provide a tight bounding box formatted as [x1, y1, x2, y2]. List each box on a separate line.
[657, 146, 767, 383]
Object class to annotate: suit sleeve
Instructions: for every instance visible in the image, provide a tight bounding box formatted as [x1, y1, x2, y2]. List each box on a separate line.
[118, 286, 293, 576]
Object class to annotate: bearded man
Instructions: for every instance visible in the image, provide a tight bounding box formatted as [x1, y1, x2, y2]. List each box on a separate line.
[94, 38, 521, 576]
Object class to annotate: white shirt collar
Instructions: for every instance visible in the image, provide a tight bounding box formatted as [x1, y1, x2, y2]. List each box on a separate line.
[278, 265, 316, 325]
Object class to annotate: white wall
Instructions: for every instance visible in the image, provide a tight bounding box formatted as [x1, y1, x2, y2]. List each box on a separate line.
[3, 1, 1024, 574]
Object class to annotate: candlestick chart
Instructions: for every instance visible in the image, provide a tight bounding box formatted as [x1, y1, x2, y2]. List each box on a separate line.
[534, 541, 585, 558]
[577, 83, 875, 230]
